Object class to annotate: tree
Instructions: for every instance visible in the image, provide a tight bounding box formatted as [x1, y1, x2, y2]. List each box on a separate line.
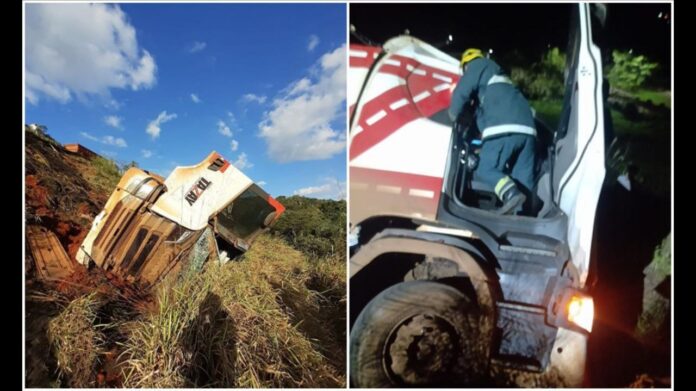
[607, 50, 658, 91]
[272, 196, 346, 259]
[121, 160, 139, 172]
[510, 47, 566, 100]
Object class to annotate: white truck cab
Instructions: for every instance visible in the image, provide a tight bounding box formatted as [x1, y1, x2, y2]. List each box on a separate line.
[349, 3, 605, 387]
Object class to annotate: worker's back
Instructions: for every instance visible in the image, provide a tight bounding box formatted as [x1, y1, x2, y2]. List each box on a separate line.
[451, 57, 536, 140]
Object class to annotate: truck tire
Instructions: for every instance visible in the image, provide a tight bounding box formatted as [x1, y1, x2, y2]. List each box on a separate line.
[350, 280, 489, 387]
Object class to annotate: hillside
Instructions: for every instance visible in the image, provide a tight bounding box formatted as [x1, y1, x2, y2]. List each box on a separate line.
[24, 128, 346, 387]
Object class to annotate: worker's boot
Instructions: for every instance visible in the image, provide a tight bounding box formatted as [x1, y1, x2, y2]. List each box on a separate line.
[497, 186, 526, 215]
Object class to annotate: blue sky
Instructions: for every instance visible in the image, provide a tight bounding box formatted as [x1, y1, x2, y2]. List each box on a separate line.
[25, 3, 347, 199]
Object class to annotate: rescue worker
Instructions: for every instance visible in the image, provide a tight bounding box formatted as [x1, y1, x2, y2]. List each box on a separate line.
[449, 48, 537, 215]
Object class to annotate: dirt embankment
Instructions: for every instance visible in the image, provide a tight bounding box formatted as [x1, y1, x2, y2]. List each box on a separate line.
[25, 130, 110, 262]
[25, 130, 157, 387]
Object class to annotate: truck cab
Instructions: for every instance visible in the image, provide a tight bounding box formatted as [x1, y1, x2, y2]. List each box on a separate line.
[76, 152, 285, 287]
[349, 3, 605, 387]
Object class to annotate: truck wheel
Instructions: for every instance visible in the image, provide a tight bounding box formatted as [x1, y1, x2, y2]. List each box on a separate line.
[350, 280, 488, 387]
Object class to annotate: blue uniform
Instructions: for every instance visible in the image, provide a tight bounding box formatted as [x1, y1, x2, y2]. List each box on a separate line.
[449, 57, 537, 202]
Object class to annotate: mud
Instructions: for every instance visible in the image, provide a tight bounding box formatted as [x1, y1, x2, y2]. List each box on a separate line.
[26, 266, 156, 387]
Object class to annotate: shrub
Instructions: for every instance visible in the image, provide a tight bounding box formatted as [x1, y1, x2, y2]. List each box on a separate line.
[510, 47, 565, 100]
[91, 156, 121, 192]
[271, 196, 346, 259]
[607, 50, 659, 91]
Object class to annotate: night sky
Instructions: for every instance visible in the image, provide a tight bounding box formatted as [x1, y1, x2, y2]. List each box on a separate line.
[350, 3, 671, 68]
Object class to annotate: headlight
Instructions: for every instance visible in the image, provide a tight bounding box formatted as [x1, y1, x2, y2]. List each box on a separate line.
[567, 294, 594, 332]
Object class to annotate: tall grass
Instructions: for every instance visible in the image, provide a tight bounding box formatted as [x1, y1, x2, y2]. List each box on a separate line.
[47, 292, 105, 387]
[119, 235, 346, 388]
[32, 234, 345, 388]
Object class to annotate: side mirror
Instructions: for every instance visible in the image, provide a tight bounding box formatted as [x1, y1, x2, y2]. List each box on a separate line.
[263, 211, 277, 227]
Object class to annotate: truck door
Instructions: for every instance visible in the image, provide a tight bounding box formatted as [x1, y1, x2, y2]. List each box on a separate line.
[551, 3, 606, 285]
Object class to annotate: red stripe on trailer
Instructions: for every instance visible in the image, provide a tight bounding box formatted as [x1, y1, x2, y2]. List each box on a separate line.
[349, 52, 460, 160]
[349, 86, 421, 160]
[415, 88, 452, 118]
[349, 44, 382, 68]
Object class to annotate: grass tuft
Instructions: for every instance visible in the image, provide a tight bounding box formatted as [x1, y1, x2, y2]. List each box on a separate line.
[47, 292, 105, 387]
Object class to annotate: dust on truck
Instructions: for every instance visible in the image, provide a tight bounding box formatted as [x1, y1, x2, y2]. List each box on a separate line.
[76, 152, 285, 286]
[348, 3, 605, 387]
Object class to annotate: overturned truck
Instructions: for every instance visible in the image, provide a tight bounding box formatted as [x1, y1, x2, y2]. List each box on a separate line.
[76, 152, 285, 286]
[349, 3, 606, 387]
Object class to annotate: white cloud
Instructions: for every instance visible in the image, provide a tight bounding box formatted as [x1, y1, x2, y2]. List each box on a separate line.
[189, 41, 207, 53]
[104, 115, 123, 129]
[129, 51, 156, 90]
[241, 93, 267, 104]
[80, 132, 98, 142]
[106, 99, 122, 110]
[218, 113, 243, 137]
[230, 139, 239, 151]
[141, 149, 153, 158]
[293, 178, 346, 200]
[217, 120, 232, 137]
[146, 111, 177, 139]
[190, 93, 201, 103]
[25, 73, 70, 104]
[80, 132, 127, 148]
[286, 78, 312, 96]
[102, 135, 127, 147]
[257, 181, 267, 186]
[226, 112, 242, 131]
[294, 183, 332, 196]
[232, 152, 253, 170]
[25, 3, 157, 104]
[259, 45, 346, 162]
[307, 34, 320, 51]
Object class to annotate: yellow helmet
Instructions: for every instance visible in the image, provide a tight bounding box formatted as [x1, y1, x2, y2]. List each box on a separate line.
[460, 48, 484, 66]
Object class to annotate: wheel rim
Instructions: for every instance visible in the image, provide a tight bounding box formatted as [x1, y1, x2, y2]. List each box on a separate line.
[383, 313, 460, 386]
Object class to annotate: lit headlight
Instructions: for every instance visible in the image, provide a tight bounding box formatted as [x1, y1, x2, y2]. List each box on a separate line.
[567, 295, 594, 332]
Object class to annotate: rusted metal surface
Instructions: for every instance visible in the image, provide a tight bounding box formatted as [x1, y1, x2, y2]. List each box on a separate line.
[86, 197, 203, 287]
[77, 152, 285, 288]
[27, 225, 74, 280]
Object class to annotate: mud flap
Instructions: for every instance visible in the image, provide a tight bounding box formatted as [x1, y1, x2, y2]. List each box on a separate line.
[27, 225, 75, 280]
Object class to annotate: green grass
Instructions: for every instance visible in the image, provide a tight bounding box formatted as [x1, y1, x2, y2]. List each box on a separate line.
[532, 99, 651, 136]
[90, 156, 121, 193]
[530, 98, 669, 138]
[635, 89, 671, 108]
[530, 100, 563, 129]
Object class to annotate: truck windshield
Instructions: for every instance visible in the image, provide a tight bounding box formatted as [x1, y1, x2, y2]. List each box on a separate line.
[216, 186, 275, 242]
